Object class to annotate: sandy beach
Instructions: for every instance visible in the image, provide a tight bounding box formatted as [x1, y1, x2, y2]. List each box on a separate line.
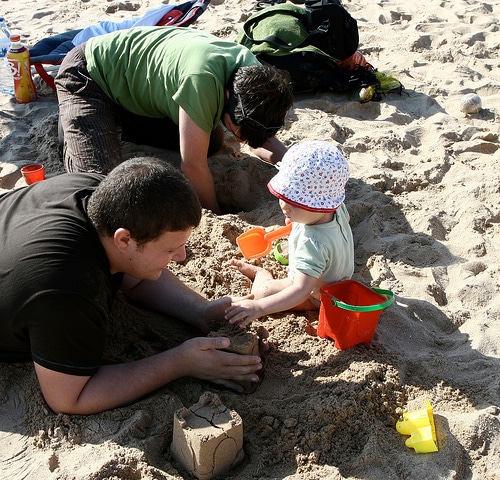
[1, 0, 499, 478]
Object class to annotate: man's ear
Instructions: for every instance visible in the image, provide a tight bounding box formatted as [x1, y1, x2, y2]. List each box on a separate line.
[113, 228, 132, 253]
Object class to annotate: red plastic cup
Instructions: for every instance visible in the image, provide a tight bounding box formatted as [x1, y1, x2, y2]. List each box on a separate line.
[21, 164, 45, 184]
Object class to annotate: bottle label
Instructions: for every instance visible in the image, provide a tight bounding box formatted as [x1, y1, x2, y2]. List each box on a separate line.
[8, 58, 23, 80]
[6, 54, 37, 103]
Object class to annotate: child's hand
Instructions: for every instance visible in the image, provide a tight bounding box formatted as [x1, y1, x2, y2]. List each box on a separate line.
[225, 299, 263, 329]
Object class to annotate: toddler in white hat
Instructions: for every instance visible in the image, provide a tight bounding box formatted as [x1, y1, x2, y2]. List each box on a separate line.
[226, 140, 355, 327]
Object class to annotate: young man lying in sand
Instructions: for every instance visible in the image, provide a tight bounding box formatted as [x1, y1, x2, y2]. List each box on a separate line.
[0, 158, 262, 415]
[226, 141, 355, 327]
[55, 26, 294, 214]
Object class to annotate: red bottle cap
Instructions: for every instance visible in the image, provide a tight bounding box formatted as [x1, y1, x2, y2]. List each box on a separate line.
[9, 34, 20, 42]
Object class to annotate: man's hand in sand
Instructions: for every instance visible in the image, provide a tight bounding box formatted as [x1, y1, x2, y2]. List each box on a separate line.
[176, 336, 263, 393]
[196, 293, 255, 333]
[35, 335, 262, 414]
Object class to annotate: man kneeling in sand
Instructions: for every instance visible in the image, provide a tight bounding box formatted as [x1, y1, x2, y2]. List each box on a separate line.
[0, 158, 262, 415]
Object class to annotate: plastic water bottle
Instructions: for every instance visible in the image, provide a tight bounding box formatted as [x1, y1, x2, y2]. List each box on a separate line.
[0, 17, 14, 95]
[7, 34, 37, 103]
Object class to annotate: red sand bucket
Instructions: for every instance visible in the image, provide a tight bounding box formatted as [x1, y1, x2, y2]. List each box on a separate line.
[317, 280, 394, 350]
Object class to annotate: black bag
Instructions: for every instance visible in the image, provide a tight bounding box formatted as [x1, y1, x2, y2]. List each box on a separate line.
[237, 0, 375, 93]
[303, 0, 359, 61]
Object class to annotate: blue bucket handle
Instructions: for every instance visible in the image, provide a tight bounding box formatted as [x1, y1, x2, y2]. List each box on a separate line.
[328, 287, 395, 312]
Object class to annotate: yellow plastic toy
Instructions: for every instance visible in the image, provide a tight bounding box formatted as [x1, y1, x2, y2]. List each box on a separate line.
[396, 400, 438, 453]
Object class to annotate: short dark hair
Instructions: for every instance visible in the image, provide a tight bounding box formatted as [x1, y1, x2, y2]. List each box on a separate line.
[87, 157, 201, 246]
[227, 65, 293, 148]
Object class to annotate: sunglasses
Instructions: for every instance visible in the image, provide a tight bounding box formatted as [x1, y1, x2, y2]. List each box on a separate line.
[236, 93, 283, 134]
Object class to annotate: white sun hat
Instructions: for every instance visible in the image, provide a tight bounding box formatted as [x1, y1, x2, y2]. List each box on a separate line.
[267, 141, 350, 212]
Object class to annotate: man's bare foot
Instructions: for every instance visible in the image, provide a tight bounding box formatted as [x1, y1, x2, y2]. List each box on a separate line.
[229, 258, 262, 281]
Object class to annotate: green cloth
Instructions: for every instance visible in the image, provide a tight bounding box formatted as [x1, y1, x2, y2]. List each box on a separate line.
[236, 3, 335, 62]
[86, 26, 259, 133]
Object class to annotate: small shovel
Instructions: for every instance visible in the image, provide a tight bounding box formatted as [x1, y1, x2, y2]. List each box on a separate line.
[237, 223, 292, 260]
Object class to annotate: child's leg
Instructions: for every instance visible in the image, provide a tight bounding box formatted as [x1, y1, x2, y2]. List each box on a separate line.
[230, 259, 290, 300]
[230, 259, 262, 281]
[289, 298, 319, 311]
